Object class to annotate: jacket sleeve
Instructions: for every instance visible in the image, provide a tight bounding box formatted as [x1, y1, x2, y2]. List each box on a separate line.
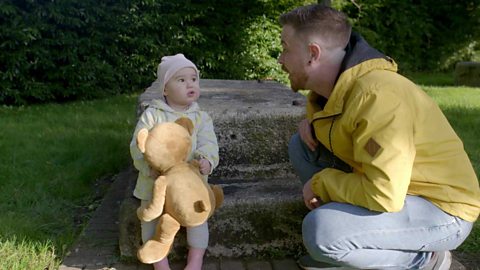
[194, 112, 220, 174]
[129, 108, 163, 177]
[311, 90, 416, 212]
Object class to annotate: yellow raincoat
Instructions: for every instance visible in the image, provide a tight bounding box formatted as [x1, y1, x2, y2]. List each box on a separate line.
[307, 35, 480, 222]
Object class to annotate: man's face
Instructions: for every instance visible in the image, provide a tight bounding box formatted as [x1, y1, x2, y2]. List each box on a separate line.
[278, 25, 309, 92]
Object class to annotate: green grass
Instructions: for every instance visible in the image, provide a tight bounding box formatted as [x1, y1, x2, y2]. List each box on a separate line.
[0, 73, 479, 268]
[0, 95, 138, 269]
[0, 237, 56, 270]
[403, 71, 456, 86]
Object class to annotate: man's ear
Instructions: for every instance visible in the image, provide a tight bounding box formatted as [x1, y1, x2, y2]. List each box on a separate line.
[308, 42, 322, 63]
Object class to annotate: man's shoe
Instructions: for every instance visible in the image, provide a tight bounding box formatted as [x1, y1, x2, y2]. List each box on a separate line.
[297, 255, 354, 270]
[422, 251, 452, 270]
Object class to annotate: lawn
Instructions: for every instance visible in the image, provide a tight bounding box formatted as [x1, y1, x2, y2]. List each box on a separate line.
[0, 74, 479, 269]
[0, 95, 138, 269]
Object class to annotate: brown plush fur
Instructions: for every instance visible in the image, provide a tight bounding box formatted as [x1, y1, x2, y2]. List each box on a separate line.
[135, 117, 223, 264]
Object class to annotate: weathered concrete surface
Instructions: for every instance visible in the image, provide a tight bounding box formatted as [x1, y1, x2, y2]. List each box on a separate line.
[455, 61, 480, 87]
[206, 178, 307, 258]
[120, 177, 307, 261]
[138, 79, 306, 179]
[119, 79, 307, 260]
[60, 167, 309, 270]
[118, 174, 141, 258]
[61, 166, 468, 270]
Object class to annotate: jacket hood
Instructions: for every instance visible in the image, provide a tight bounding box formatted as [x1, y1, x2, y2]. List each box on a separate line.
[339, 32, 391, 72]
[308, 32, 398, 118]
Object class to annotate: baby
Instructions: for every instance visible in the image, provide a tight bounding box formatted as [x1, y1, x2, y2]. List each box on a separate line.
[130, 54, 219, 270]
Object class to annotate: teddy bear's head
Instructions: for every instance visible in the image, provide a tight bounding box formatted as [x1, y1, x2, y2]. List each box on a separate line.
[136, 117, 194, 173]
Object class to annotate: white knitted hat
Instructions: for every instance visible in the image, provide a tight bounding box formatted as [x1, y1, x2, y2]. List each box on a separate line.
[152, 53, 199, 97]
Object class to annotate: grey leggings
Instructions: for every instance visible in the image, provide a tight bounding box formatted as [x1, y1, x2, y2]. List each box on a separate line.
[140, 200, 209, 249]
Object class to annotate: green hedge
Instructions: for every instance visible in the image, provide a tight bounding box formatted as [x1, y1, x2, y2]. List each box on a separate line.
[1, 0, 479, 105]
[0, 0, 127, 105]
[337, 0, 480, 72]
[0, 0, 314, 105]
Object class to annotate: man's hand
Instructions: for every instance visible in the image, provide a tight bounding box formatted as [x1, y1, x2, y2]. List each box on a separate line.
[303, 178, 321, 210]
[298, 119, 318, 151]
[198, 158, 211, 175]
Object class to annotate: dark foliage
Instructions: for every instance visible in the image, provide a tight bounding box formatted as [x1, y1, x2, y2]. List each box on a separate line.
[1, 0, 479, 105]
[341, 0, 480, 72]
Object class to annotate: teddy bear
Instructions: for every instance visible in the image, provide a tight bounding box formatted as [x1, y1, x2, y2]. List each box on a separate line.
[135, 117, 224, 264]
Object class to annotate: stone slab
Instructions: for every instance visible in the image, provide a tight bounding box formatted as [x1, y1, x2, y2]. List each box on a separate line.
[455, 61, 480, 87]
[138, 79, 306, 179]
[138, 79, 305, 118]
[61, 167, 469, 270]
[119, 174, 307, 260]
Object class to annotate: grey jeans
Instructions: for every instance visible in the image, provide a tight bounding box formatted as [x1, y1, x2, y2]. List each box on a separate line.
[288, 133, 473, 269]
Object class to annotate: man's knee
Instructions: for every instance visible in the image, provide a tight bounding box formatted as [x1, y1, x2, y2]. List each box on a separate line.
[302, 207, 347, 260]
[288, 133, 302, 159]
[302, 209, 330, 256]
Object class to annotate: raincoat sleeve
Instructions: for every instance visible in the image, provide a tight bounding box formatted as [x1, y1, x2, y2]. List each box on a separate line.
[194, 112, 220, 174]
[311, 90, 416, 212]
[129, 108, 164, 178]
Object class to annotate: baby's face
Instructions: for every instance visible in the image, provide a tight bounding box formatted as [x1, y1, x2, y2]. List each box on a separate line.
[164, 67, 200, 110]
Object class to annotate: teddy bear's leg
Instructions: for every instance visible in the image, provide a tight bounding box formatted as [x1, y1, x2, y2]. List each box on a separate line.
[137, 213, 181, 264]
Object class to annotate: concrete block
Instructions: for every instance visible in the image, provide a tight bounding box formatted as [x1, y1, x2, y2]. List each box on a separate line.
[137, 79, 305, 179]
[118, 176, 307, 260]
[271, 259, 300, 270]
[219, 259, 245, 270]
[246, 260, 272, 270]
[118, 196, 141, 259]
[118, 80, 307, 261]
[207, 178, 306, 258]
[203, 258, 220, 270]
[455, 61, 480, 87]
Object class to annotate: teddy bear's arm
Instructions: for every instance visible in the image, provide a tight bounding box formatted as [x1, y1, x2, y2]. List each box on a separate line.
[137, 176, 168, 222]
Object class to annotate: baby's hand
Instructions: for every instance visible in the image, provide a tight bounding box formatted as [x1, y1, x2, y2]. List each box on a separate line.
[198, 158, 211, 175]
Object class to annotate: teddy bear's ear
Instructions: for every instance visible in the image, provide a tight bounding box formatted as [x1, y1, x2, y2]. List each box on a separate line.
[136, 128, 149, 153]
[175, 117, 194, 135]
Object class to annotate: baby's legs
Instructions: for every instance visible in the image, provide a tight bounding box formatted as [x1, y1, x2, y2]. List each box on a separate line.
[153, 258, 170, 270]
[185, 222, 209, 270]
[140, 200, 171, 270]
[185, 248, 206, 270]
